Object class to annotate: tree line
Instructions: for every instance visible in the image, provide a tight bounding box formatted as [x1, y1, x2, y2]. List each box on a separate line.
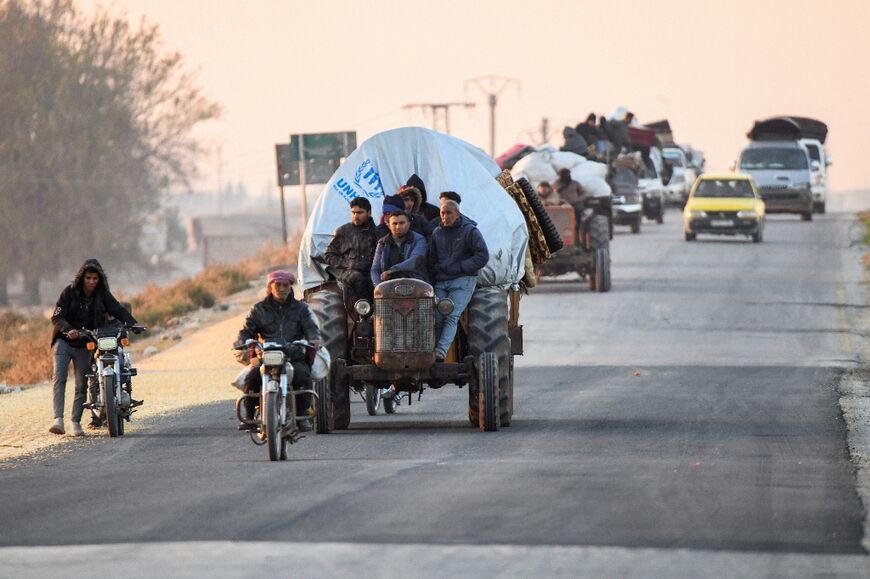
[0, 0, 220, 304]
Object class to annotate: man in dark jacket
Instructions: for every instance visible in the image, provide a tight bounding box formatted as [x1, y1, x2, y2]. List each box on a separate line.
[323, 197, 379, 317]
[552, 168, 587, 243]
[236, 270, 322, 432]
[428, 198, 489, 360]
[49, 258, 138, 436]
[560, 126, 588, 157]
[371, 211, 428, 285]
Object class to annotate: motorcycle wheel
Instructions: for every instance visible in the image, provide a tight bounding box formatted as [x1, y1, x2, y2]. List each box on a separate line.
[365, 384, 381, 416]
[102, 375, 119, 438]
[263, 388, 283, 461]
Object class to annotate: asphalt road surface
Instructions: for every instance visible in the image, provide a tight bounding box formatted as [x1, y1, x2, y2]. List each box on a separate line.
[2, 209, 869, 578]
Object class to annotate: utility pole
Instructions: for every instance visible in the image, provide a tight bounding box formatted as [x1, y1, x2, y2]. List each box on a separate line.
[402, 102, 475, 134]
[541, 117, 549, 145]
[465, 75, 520, 157]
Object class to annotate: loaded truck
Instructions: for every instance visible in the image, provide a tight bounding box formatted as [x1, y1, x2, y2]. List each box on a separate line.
[297, 127, 539, 431]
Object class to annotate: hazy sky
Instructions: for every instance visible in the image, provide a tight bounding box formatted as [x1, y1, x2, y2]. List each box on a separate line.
[80, 0, 870, 195]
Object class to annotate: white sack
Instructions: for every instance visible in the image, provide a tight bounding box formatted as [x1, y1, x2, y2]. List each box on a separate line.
[575, 175, 612, 198]
[510, 152, 557, 189]
[549, 151, 586, 172]
[571, 160, 608, 179]
[297, 127, 528, 291]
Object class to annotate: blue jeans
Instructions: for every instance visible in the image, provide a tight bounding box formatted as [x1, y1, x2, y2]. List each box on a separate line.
[52, 340, 92, 422]
[434, 276, 477, 357]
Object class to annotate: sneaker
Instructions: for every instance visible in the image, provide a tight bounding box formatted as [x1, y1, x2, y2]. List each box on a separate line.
[237, 421, 257, 432]
[70, 422, 84, 437]
[297, 418, 313, 432]
[88, 416, 104, 429]
[49, 418, 65, 435]
[435, 352, 446, 363]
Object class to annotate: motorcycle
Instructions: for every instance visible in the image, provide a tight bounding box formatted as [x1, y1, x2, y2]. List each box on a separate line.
[78, 324, 147, 437]
[232, 339, 329, 461]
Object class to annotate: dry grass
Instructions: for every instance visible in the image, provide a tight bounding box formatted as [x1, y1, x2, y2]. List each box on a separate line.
[131, 236, 300, 327]
[0, 312, 53, 386]
[860, 211, 870, 268]
[0, 236, 301, 385]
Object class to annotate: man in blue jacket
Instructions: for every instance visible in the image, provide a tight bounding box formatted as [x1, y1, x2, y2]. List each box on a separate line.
[371, 211, 428, 284]
[427, 197, 489, 360]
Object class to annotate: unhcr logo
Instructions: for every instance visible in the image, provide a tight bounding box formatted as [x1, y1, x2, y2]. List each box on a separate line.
[333, 159, 385, 203]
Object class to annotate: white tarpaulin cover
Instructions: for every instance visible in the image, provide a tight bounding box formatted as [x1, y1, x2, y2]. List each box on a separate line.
[297, 127, 529, 291]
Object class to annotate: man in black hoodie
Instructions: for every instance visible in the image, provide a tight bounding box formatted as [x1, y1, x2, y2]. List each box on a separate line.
[49, 259, 138, 436]
[406, 174, 440, 222]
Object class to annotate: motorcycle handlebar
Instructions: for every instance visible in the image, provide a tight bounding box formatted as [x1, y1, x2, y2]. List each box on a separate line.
[66, 323, 147, 340]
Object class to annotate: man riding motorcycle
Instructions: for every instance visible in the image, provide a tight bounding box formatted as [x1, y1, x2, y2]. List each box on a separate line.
[235, 270, 322, 432]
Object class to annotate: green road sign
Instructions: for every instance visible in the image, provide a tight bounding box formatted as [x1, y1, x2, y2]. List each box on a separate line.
[276, 132, 357, 186]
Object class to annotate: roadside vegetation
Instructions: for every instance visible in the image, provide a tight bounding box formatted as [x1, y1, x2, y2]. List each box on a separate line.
[860, 211, 870, 267]
[0, 0, 219, 306]
[0, 238, 300, 386]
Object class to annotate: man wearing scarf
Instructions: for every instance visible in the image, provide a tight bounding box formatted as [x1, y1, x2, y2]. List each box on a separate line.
[235, 270, 321, 432]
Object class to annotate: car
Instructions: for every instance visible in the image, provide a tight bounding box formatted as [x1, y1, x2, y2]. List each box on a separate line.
[661, 146, 697, 207]
[799, 137, 830, 213]
[683, 174, 765, 242]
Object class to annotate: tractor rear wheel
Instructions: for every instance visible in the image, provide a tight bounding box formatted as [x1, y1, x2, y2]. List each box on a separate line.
[307, 289, 351, 430]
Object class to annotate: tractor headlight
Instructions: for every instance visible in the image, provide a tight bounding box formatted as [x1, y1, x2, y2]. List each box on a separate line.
[437, 298, 455, 315]
[354, 299, 372, 316]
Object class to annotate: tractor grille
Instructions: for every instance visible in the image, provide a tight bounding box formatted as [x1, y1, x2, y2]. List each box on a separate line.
[375, 298, 434, 353]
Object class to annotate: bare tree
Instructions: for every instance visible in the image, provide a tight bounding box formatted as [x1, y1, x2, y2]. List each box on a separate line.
[0, 0, 220, 304]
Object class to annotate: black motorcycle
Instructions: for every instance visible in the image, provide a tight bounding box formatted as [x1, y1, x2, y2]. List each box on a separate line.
[78, 324, 147, 437]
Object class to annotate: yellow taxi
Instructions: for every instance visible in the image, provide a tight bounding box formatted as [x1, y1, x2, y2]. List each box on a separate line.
[683, 174, 765, 242]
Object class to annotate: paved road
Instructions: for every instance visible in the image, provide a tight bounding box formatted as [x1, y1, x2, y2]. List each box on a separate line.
[2, 209, 868, 577]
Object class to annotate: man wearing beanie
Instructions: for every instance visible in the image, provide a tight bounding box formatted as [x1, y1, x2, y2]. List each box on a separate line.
[235, 270, 321, 432]
[375, 193, 406, 238]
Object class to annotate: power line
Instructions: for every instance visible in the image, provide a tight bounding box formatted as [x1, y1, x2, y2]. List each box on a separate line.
[464, 75, 521, 157]
[402, 102, 476, 135]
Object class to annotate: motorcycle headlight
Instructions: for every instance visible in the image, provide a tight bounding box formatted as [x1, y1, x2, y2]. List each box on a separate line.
[437, 298, 455, 315]
[688, 210, 707, 218]
[737, 211, 758, 219]
[262, 350, 285, 366]
[354, 299, 372, 316]
[97, 337, 118, 350]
